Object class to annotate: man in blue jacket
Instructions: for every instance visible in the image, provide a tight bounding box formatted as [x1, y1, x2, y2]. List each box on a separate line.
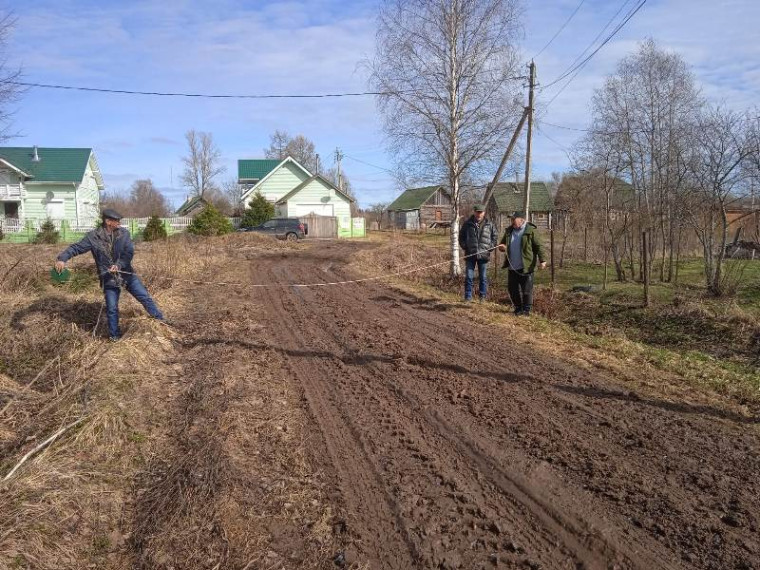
[54, 209, 165, 340]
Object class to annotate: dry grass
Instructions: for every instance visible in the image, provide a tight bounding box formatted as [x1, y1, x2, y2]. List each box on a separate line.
[0, 234, 339, 569]
[0, 240, 203, 569]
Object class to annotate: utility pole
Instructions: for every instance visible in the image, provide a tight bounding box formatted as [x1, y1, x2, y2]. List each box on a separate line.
[334, 148, 344, 191]
[481, 107, 529, 207]
[523, 60, 536, 218]
[315, 153, 321, 175]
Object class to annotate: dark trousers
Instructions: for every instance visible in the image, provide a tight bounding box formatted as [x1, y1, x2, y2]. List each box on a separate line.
[464, 257, 488, 299]
[104, 274, 163, 338]
[507, 269, 534, 313]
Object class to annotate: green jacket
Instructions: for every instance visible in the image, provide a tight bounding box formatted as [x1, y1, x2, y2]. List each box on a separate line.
[499, 222, 546, 273]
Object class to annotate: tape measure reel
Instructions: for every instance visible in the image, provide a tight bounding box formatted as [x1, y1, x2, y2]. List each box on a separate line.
[50, 267, 71, 284]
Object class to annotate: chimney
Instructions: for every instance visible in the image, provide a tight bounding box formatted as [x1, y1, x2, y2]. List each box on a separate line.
[32, 146, 40, 162]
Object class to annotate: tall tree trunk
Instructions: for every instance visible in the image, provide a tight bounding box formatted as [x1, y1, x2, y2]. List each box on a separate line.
[712, 203, 730, 296]
[674, 223, 682, 286]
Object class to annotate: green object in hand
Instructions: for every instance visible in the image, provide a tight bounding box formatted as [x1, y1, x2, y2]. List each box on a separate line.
[50, 267, 71, 284]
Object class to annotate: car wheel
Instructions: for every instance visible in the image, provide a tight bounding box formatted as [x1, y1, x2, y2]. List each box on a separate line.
[286, 232, 298, 241]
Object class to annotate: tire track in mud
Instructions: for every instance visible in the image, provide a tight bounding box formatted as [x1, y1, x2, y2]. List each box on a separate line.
[250, 242, 760, 570]
[308, 248, 760, 569]
[256, 257, 633, 569]
[272, 259, 656, 570]
[259, 264, 422, 569]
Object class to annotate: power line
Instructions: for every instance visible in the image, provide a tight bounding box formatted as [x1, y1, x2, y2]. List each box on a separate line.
[11, 81, 400, 99]
[344, 154, 396, 175]
[542, 0, 646, 90]
[541, 0, 633, 90]
[533, 0, 586, 59]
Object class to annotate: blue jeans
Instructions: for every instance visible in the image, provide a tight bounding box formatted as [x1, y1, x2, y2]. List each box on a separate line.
[104, 274, 163, 338]
[464, 258, 488, 300]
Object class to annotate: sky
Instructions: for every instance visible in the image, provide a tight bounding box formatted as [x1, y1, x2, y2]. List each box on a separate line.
[2, 0, 759, 208]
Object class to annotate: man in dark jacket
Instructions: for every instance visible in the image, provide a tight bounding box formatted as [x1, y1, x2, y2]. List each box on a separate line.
[458, 204, 497, 302]
[498, 211, 546, 316]
[54, 209, 165, 340]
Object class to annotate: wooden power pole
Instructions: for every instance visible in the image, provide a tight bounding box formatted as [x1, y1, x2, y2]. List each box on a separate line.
[523, 60, 536, 218]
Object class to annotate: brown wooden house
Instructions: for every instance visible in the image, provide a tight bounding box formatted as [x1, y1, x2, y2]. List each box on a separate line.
[387, 185, 452, 230]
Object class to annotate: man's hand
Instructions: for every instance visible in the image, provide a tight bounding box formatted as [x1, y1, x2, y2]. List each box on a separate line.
[498, 244, 506, 252]
[109, 264, 120, 274]
[54, 261, 66, 274]
[539, 261, 547, 270]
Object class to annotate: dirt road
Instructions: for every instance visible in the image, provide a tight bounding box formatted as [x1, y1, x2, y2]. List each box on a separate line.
[162, 240, 759, 569]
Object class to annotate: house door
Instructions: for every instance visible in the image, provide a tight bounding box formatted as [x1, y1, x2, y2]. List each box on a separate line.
[435, 209, 442, 221]
[46, 200, 65, 219]
[3, 202, 19, 218]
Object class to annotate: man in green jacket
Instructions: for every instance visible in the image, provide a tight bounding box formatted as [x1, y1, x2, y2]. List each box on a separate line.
[498, 211, 546, 316]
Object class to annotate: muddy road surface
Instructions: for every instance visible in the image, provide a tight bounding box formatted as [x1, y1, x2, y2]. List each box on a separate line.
[185, 240, 759, 569]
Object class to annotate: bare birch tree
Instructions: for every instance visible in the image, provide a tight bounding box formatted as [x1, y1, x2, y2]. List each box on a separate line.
[180, 130, 226, 198]
[369, 0, 522, 276]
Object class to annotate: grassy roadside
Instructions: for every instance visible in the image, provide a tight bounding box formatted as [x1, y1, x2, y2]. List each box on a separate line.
[354, 232, 760, 409]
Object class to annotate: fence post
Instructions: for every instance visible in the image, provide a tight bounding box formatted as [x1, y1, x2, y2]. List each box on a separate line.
[550, 227, 555, 290]
[642, 230, 650, 307]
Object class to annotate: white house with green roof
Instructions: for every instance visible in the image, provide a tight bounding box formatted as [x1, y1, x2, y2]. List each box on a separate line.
[0, 146, 104, 229]
[238, 156, 353, 219]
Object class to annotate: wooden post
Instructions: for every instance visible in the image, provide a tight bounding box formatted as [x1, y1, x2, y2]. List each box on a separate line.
[550, 227, 556, 289]
[642, 230, 650, 307]
[583, 226, 588, 263]
[522, 61, 536, 218]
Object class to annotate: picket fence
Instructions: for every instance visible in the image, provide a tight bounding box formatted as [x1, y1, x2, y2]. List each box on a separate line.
[0, 217, 243, 244]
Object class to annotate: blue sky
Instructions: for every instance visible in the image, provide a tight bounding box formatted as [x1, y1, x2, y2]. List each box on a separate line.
[3, 0, 759, 208]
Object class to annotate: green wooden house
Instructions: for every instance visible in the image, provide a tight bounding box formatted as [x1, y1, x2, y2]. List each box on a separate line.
[485, 181, 554, 231]
[238, 156, 353, 219]
[0, 146, 104, 229]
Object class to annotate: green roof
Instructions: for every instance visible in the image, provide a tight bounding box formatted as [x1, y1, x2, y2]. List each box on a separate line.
[387, 185, 445, 211]
[238, 159, 281, 181]
[491, 182, 553, 213]
[0, 147, 93, 183]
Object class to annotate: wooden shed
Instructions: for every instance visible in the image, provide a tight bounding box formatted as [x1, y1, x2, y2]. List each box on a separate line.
[387, 185, 452, 230]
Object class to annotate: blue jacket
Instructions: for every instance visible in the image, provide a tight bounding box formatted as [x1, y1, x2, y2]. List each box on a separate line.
[458, 215, 497, 261]
[57, 226, 134, 288]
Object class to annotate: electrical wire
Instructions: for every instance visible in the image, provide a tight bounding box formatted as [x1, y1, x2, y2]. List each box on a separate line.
[533, 0, 586, 59]
[11, 81, 403, 99]
[344, 154, 397, 175]
[542, 0, 646, 90]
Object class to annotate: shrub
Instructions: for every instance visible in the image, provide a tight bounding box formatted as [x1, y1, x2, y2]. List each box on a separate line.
[240, 192, 274, 228]
[187, 204, 233, 236]
[34, 219, 60, 244]
[143, 215, 168, 241]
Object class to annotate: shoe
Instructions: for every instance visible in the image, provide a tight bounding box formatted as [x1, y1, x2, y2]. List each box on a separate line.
[464, 297, 473, 303]
[478, 297, 485, 304]
[513, 308, 523, 316]
[520, 310, 531, 317]
[109, 335, 121, 342]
